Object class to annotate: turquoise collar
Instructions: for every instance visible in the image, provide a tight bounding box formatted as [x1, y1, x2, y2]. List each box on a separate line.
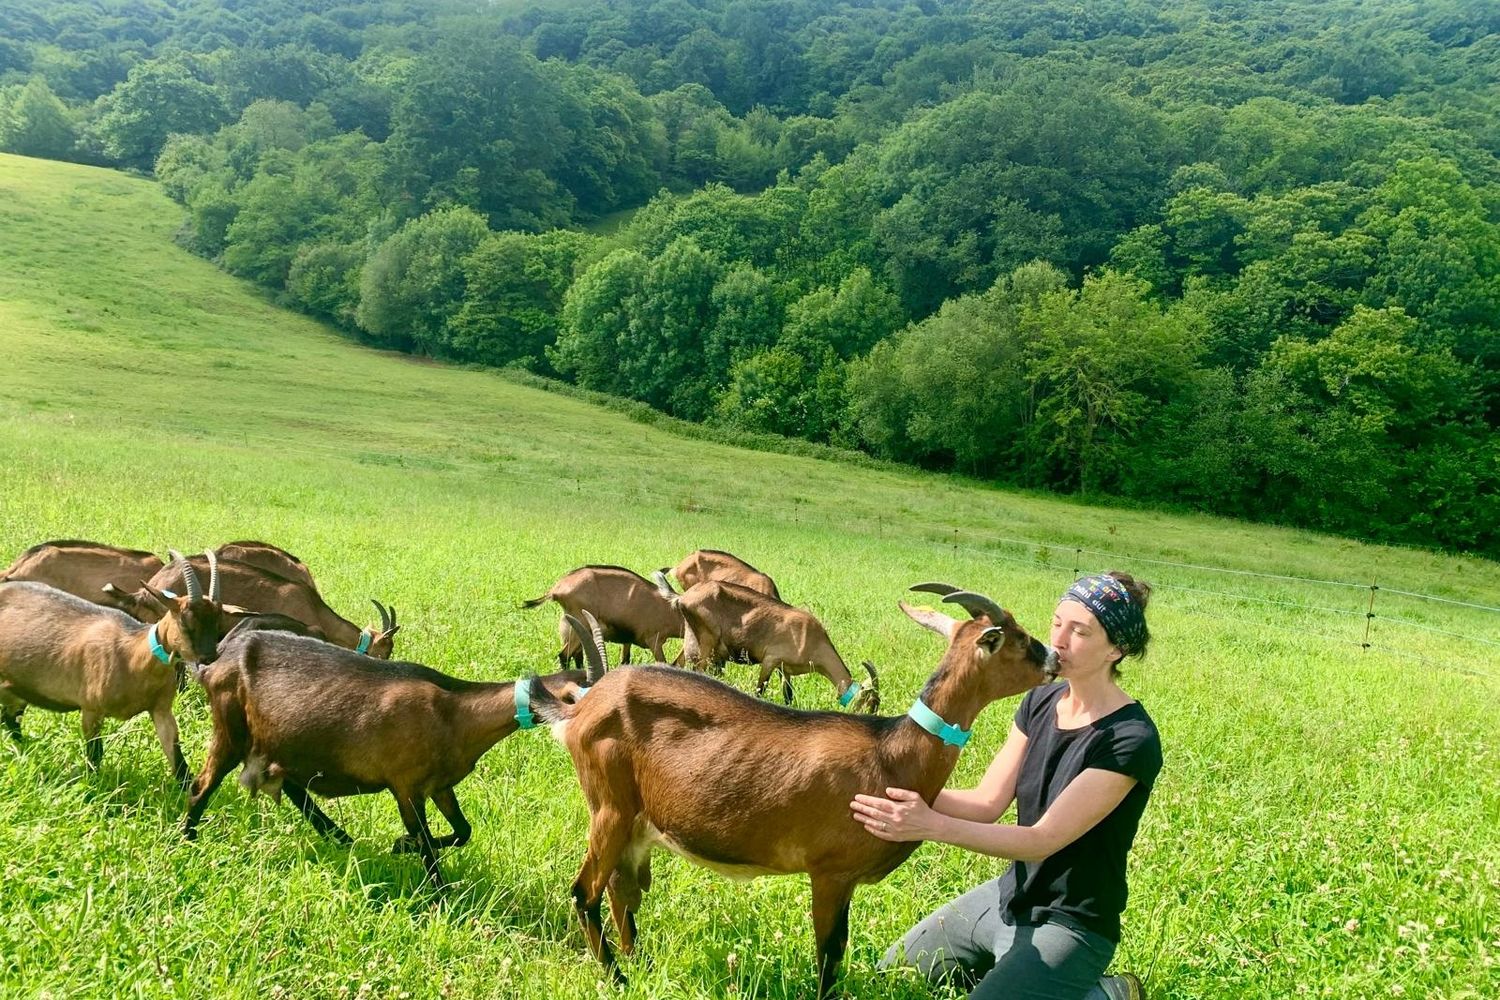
[838, 681, 862, 708]
[515, 677, 592, 729]
[515, 677, 536, 729]
[147, 623, 175, 666]
[907, 698, 970, 748]
[355, 630, 372, 655]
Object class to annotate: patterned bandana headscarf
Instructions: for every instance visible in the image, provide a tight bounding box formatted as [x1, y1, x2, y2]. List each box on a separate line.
[1061, 574, 1148, 656]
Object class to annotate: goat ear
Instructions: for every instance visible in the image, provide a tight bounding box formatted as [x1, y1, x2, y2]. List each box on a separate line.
[101, 582, 136, 607]
[975, 626, 1006, 652]
[900, 600, 957, 640]
[382, 625, 402, 639]
[138, 582, 176, 612]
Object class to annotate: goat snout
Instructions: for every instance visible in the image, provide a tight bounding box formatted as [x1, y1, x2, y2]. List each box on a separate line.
[1042, 644, 1060, 680]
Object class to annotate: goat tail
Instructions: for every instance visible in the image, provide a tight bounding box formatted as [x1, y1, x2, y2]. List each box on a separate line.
[650, 570, 680, 605]
[519, 590, 553, 610]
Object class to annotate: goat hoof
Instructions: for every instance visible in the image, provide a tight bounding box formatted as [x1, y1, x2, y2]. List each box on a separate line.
[392, 835, 418, 854]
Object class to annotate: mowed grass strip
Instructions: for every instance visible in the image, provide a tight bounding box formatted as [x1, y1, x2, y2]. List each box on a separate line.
[0, 152, 1496, 999]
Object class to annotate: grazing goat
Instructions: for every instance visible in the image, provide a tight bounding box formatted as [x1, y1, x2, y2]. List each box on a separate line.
[522, 565, 680, 667]
[182, 627, 601, 888]
[662, 549, 781, 600]
[0, 551, 228, 786]
[2, 539, 164, 612]
[215, 540, 315, 588]
[654, 572, 877, 711]
[105, 556, 399, 658]
[528, 586, 1052, 997]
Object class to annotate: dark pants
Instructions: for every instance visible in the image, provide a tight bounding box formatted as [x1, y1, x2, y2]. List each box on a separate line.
[880, 878, 1118, 999]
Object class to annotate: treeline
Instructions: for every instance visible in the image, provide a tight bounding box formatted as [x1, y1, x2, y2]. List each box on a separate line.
[2, 1, 1497, 555]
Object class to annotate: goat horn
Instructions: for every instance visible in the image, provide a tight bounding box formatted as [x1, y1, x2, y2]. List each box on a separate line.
[910, 582, 961, 596]
[169, 549, 203, 601]
[371, 599, 392, 632]
[564, 613, 607, 685]
[941, 591, 1006, 623]
[582, 609, 609, 682]
[205, 548, 220, 603]
[861, 661, 882, 713]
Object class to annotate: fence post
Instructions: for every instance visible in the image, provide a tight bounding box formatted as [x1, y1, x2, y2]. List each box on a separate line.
[1073, 548, 1082, 577]
[1361, 583, 1378, 649]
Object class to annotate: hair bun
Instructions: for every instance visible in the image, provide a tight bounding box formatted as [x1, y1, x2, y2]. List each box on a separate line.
[1105, 570, 1152, 611]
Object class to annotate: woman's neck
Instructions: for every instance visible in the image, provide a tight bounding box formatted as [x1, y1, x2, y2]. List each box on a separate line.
[1059, 669, 1129, 720]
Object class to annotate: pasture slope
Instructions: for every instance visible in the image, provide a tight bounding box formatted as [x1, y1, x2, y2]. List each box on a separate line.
[0, 151, 1496, 999]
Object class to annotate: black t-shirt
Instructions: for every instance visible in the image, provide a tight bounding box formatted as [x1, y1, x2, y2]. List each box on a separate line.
[995, 681, 1163, 942]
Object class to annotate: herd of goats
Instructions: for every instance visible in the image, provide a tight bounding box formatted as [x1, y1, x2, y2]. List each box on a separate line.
[0, 538, 1057, 996]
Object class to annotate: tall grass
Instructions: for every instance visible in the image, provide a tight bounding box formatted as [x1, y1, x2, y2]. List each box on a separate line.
[1, 153, 1496, 999]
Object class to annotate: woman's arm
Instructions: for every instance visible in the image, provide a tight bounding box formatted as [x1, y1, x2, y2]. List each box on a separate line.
[930, 723, 1029, 822]
[851, 768, 1137, 862]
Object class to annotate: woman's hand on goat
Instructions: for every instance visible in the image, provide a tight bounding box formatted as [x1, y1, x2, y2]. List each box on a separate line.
[851, 788, 944, 842]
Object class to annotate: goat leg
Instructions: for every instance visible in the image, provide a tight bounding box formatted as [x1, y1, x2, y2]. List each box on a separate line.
[283, 782, 353, 846]
[149, 703, 190, 791]
[573, 807, 634, 983]
[811, 875, 856, 999]
[427, 786, 472, 850]
[394, 793, 444, 889]
[755, 661, 779, 699]
[607, 856, 649, 957]
[0, 693, 23, 742]
[781, 668, 795, 705]
[80, 710, 103, 770]
[620, 643, 632, 665]
[182, 734, 243, 841]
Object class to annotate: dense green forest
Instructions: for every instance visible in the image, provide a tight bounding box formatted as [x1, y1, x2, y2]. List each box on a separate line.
[3, 0, 1496, 555]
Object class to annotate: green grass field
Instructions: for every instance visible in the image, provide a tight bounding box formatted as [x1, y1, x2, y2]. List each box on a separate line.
[1, 151, 1497, 999]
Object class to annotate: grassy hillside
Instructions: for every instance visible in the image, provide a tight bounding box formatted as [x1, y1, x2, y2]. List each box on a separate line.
[0, 152, 1496, 999]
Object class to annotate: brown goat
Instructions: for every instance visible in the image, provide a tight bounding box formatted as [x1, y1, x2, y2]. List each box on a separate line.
[0, 551, 228, 786]
[662, 549, 781, 600]
[2, 539, 164, 612]
[105, 556, 399, 658]
[182, 628, 599, 888]
[655, 572, 877, 711]
[215, 540, 315, 588]
[521, 565, 680, 667]
[527, 586, 1052, 997]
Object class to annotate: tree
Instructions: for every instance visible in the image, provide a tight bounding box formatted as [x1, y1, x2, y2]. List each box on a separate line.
[618, 237, 723, 418]
[93, 55, 227, 170]
[356, 206, 490, 353]
[287, 241, 366, 327]
[447, 229, 593, 368]
[0, 77, 77, 160]
[1238, 306, 1485, 545]
[1018, 270, 1205, 493]
[551, 248, 649, 394]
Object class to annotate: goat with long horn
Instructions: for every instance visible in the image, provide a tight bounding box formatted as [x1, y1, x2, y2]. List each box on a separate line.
[526, 585, 1053, 997]
[0, 548, 229, 786]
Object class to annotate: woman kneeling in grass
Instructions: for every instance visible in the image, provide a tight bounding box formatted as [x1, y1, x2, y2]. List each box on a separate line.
[852, 572, 1161, 1000]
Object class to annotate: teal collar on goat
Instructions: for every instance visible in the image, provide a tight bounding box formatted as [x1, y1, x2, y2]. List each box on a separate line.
[838, 682, 862, 708]
[355, 630, 373, 655]
[148, 623, 174, 666]
[906, 698, 970, 748]
[515, 677, 536, 729]
[516, 678, 592, 729]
